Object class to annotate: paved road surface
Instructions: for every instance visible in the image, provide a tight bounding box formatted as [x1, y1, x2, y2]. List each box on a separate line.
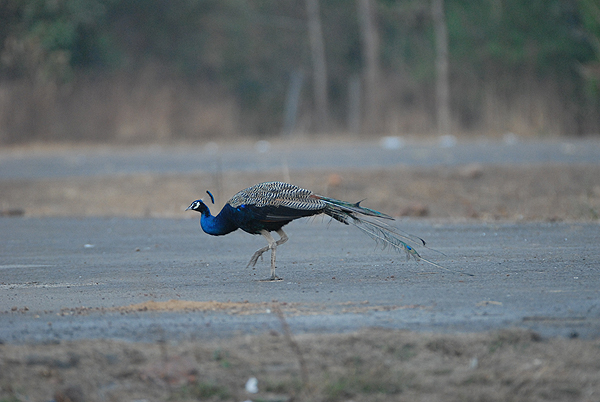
[2, 217, 598, 342]
[2, 138, 599, 342]
[1, 138, 599, 180]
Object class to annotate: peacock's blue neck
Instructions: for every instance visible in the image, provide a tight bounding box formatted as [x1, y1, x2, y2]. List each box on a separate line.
[200, 205, 238, 236]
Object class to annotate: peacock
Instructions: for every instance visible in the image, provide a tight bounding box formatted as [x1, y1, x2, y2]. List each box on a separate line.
[186, 181, 468, 281]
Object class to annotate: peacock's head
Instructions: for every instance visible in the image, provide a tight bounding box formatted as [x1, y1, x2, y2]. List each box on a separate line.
[186, 199, 207, 213]
[186, 191, 215, 214]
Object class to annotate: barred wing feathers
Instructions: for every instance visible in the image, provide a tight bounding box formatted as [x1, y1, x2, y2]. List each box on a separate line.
[228, 182, 324, 210]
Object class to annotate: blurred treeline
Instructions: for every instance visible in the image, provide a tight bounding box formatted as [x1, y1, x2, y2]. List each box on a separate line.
[0, 0, 599, 143]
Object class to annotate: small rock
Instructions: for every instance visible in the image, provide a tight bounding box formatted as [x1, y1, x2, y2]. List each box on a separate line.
[245, 377, 259, 393]
[380, 136, 404, 150]
[459, 163, 484, 179]
[503, 132, 519, 145]
[255, 140, 271, 153]
[0, 208, 25, 216]
[439, 134, 457, 148]
[469, 357, 478, 369]
[327, 173, 342, 187]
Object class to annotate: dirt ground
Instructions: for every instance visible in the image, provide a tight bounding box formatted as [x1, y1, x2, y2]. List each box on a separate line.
[1, 323, 599, 402]
[2, 164, 600, 221]
[2, 161, 600, 401]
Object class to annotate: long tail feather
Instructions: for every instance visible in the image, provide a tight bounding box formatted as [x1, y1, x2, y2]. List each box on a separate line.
[350, 216, 422, 261]
[318, 195, 394, 220]
[320, 196, 473, 277]
[353, 213, 427, 247]
[350, 215, 474, 276]
[354, 214, 448, 258]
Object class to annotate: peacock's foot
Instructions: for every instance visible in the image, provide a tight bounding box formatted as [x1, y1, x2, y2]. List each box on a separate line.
[247, 247, 269, 268]
[259, 275, 283, 282]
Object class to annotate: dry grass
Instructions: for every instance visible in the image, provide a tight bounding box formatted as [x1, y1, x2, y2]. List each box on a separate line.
[2, 164, 599, 221]
[0, 69, 239, 144]
[1, 325, 599, 402]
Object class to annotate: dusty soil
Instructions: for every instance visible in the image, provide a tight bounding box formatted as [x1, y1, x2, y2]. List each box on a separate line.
[2, 162, 600, 401]
[1, 164, 600, 221]
[2, 324, 599, 402]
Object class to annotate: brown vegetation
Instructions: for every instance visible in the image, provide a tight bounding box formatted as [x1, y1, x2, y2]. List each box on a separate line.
[1, 325, 599, 402]
[2, 164, 599, 221]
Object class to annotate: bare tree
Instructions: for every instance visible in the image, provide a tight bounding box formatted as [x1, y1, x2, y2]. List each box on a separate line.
[432, 0, 451, 136]
[357, 0, 381, 134]
[305, 0, 329, 132]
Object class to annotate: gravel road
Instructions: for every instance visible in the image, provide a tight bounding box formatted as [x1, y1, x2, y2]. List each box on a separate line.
[2, 217, 598, 342]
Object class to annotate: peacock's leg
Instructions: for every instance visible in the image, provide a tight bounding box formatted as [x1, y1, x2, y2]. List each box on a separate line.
[247, 229, 288, 280]
[275, 228, 288, 247]
[267, 229, 288, 280]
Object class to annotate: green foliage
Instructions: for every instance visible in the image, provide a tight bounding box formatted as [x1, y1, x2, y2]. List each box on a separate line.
[579, 0, 600, 56]
[0, 0, 598, 135]
[0, 398, 22, 402]
[447, 0, 594, 73]
[378, 1, 436, 81]
[212, 348, 232, 368]
[2, 0, 598, 83]
[577, 0, 600, 97]
[0, 395, 21, 402]
[0, 0, 119, 82]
